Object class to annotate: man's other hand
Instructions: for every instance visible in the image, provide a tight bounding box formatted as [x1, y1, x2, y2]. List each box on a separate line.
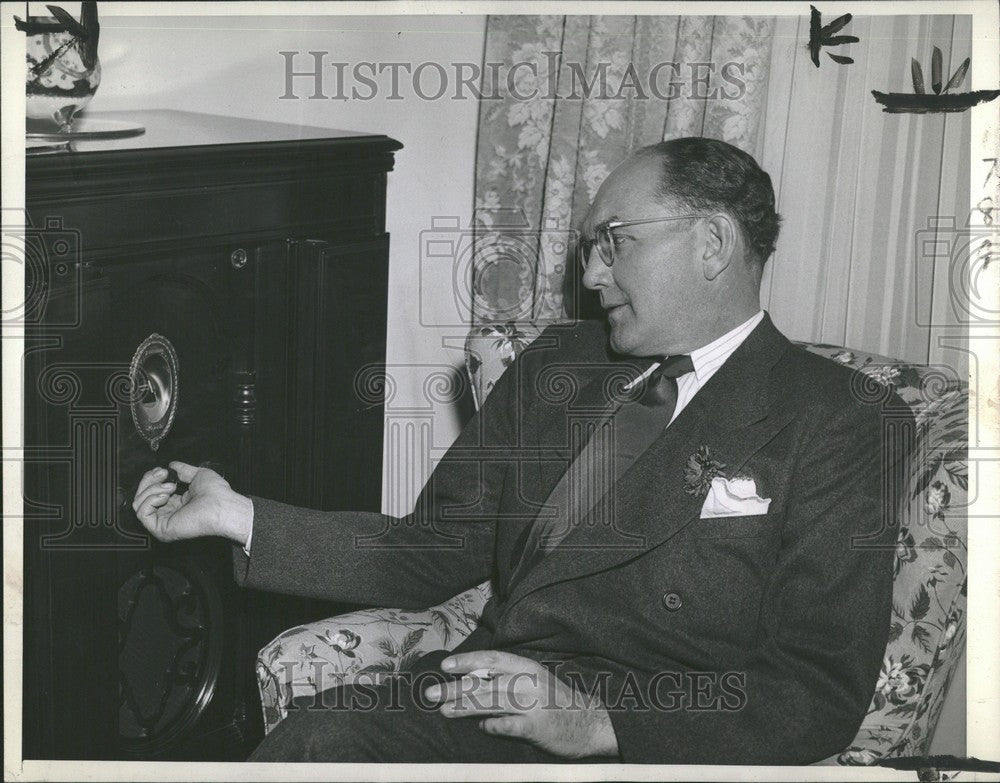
[132, 461, 252, 546]
[424, 650, 620, 760]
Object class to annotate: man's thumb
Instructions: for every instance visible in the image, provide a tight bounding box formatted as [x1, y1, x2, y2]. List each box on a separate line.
[168, 460, 199, 483]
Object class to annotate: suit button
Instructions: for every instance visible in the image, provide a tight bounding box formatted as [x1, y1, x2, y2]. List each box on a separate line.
[662, 592, 683, 611]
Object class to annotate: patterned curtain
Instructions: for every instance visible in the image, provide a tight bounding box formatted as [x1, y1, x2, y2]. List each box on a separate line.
[471, 15, 775, 326]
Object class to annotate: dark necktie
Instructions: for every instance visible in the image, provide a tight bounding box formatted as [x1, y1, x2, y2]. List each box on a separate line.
[509, 354, 695, 586]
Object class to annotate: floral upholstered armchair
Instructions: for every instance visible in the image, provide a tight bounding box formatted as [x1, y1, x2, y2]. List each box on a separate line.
[255, 322, 968, 767]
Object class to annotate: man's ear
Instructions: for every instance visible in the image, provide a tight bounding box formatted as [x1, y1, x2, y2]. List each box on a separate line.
[701, 213, 738, 280]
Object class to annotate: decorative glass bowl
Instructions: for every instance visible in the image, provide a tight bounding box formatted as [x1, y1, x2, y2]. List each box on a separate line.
[18, 4, 101, 133]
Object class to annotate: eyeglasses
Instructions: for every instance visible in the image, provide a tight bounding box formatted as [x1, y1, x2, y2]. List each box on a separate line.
[578, 215, 705, 272]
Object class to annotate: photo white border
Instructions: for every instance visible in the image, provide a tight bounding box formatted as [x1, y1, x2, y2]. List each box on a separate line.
[3, 1, 997, 780]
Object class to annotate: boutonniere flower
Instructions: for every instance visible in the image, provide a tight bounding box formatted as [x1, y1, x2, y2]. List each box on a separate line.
[861, 364, 901, 386]
[684, 446, 727, 497]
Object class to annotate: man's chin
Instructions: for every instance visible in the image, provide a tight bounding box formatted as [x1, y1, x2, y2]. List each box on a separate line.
[607, 320, 655, 358]
[607, 324, 635, 356]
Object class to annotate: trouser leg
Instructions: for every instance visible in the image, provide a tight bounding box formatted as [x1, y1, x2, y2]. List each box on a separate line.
[248, 649, 561, 763]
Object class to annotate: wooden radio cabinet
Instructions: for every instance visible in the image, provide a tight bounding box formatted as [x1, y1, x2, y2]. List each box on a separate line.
[22, 110, 401, 760]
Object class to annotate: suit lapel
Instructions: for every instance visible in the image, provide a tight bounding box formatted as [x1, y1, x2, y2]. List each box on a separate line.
[503, 313, 794, 611]
[530, 355, 647, 459]
[500, 353, 646, 579]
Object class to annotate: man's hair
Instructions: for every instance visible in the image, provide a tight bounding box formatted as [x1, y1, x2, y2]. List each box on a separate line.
[640, 138, 781, 268]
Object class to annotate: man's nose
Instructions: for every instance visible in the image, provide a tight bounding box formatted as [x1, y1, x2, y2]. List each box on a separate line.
[581, 249, 610, 290]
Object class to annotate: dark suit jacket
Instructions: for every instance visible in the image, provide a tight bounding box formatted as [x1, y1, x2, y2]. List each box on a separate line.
[234, 313, 915, 764]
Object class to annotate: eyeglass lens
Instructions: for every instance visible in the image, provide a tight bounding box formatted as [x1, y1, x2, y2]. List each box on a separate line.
[580, 228, 613, 271]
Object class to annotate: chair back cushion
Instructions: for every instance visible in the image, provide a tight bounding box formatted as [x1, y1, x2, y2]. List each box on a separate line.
[798, 345, 968, 764]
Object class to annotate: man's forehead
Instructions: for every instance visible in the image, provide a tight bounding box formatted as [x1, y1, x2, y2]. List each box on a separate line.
[584, 157, 661, 228]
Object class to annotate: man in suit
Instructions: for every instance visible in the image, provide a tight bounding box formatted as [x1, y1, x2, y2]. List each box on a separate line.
[133, 137, 913, 764]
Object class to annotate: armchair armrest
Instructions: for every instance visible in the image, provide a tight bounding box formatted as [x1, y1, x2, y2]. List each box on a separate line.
[256, 581, 492, 734]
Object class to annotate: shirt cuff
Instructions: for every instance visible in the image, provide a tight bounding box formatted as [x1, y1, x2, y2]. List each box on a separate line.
[242, 500, 254, 555]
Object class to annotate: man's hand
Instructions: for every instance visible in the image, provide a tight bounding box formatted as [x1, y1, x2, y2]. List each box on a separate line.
[423, 650, 619, 759]
[132, 461, 252, 546]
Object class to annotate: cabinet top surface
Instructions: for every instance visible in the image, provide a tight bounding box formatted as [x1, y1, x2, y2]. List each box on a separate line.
[26, 109, 400, 158]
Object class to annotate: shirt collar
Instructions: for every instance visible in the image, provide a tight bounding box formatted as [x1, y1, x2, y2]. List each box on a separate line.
[624, 310, 765, 390]
[687, 310, 765, 384]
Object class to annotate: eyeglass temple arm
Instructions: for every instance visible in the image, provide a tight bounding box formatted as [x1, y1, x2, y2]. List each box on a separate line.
[605, 215, 704, 230]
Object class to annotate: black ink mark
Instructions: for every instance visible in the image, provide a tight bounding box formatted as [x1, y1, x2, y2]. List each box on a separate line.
[808, 6, 859, 67]
[973, 238, 993, 270]
[931, 45, 943, 94]
[877, 755, 1000, 774]
[872, 90, 1000, 114]
[977, 197, 994, 226]
[983, 158, 997, 188]
[873, 48, 1000, 114]
[14, 2, 99, 71]
[911, 59, 926, 94]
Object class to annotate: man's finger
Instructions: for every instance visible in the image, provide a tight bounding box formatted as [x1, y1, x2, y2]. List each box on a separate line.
[428, 668, 544, 704]
[441, 650, 534, 675]
[439, 688, 528, 717]
[436, 674, 543, 717]
[136, 491, 171, 529]
[168, 461, 199, 483]
[425, 671, 506, 704]
[132, 481, 175, 513]
[135, 467, 168, 497]
[479, 715, 528, 739]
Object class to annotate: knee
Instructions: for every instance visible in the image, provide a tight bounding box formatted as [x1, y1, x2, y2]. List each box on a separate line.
[249, 687, 395, 762]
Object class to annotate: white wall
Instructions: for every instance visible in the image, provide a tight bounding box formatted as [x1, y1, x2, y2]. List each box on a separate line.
[88, 12, 488, 514]
[759, 14, 971, 381]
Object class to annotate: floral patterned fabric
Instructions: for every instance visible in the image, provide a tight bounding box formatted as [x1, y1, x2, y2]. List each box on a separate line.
[471, 15, 775, 327]
[799, 344, 968, 766]
[463, 320, 543, 408]
[256, 582, 491, 735]
[257, 335, 966, 765]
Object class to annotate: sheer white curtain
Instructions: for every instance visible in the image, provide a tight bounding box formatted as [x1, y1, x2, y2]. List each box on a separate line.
[760, 14, 972, 377]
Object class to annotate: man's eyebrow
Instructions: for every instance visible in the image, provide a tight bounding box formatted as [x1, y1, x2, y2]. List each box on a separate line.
[580, 214, 620, 239]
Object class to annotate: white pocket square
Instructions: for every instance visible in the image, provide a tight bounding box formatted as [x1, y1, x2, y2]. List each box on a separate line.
[699, 476, 771, 519]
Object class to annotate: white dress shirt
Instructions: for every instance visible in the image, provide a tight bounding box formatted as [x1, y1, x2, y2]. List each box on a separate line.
[624, 310, 765, 426]
[245, 310, 765, 555]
